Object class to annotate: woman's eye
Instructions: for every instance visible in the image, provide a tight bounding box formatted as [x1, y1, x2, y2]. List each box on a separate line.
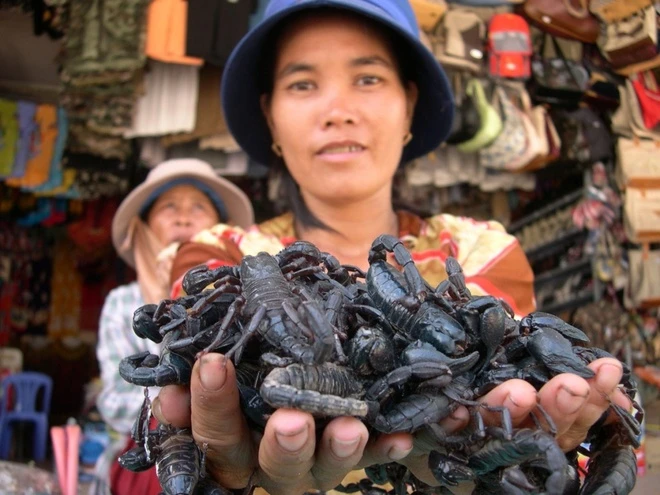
[357, 75, 382, 86]
[288, 80, 315, 91]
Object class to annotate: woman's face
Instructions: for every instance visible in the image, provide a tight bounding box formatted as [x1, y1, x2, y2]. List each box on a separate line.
[262, 13, 418, 206]
[146, 184, 220, 245]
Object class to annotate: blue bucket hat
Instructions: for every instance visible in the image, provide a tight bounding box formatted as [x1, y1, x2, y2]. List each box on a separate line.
[221, 0, 455, 166]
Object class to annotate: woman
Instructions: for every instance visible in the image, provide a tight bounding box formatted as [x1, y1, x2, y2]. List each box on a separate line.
[94, 158, 253, 494]
[154, 2, 633, 494]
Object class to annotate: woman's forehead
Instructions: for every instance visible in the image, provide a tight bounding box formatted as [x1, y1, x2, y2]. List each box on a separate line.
[274, 11, 393, 61]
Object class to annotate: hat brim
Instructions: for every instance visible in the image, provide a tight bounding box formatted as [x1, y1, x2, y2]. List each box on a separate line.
[112, 168, 254, 268]
[221, 0, 454, 166]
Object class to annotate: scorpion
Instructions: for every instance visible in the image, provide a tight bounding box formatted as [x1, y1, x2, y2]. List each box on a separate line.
[366, 234, 467, 356]
[179, 242, 358, 366]
[118, 395, 231, 495]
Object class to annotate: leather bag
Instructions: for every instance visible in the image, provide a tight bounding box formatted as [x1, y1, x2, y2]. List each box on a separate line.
[506, 85, 550, 171]
[521, 0, 600, 43]
[433, 9, 487, 73]
[528, 34, 590, 107]
[624, 187, 660, 243]
[616, 137, 660, 189]
[590, 0, 653, 23]
[631, 71, 660, 130]
[457, 79, 504, 153]
[597, 6, 658, 69]
[479, 86, 529, 170]
[624, 245, 660, 309]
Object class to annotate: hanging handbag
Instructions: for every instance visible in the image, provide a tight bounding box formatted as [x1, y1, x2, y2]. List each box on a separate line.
[433, 9, 487, 73]
[631, 71, 660, 129]
[528, 34, 590, 107]
[589, 0, 653, 23]
[616, 137, 660, 189]
[552, 107, 612, 163]
[479, 86, 529, 170]
[446, 72, 482, 145]
[597, 5, 658, 69]
[520, 0, 600, 43]
[505, 85, 550, 171]
[623, 187, 660, 243]
[624, 245, 660, 309]
[410, 0, 448, 32]
[457, 79, 504, 153]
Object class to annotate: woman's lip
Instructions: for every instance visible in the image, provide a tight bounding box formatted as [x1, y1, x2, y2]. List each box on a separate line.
[315, 148, 365, 162]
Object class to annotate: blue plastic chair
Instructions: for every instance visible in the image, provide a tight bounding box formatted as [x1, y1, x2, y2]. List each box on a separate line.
[0, 372, 53, 462]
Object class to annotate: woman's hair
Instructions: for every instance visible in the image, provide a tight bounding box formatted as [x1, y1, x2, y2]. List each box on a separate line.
[259, 8, 417, 231]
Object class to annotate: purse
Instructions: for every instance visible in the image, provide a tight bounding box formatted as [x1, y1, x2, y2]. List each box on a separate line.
[479, 86, 529, 170]
[410, 0, 448, 32]
[624, 245, 660, 309]
[433, 9, 487, 73]
[597, 6, 658, 69]
[446, 72, 482, 145]
[553, 107, 612, 163]
[616, 137, 660, 189]
[457, 79, 504, 153]
[631, 71, 660, 129]
[520, 0, 600, 43]
[505, 85, 550, 171]
[589, 0, 653, 23]
[528, 34, 590, 107]
[623, 187, 660, 243]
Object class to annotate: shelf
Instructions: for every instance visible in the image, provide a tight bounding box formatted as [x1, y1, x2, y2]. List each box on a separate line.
[524, 228, 588, 263]
[508, 189, 584, 234]
[538, 288, 596, 315]
[534, 258, 592, 288]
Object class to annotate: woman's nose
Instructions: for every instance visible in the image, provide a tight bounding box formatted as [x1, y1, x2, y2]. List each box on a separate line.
[322, 88, 358, 128]
[174, 212, 193, 226]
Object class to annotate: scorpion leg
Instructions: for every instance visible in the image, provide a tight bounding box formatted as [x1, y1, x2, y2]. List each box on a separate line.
[199, 295, 247, 358]
[224, 303, 266, 364]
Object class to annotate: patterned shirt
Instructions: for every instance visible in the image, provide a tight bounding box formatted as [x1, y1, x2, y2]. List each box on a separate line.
[173, 210, 536, 316]
[96, 281, 160, 435]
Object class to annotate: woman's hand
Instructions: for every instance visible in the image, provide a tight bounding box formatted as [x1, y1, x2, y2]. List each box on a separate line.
[154, 353, 631, 494]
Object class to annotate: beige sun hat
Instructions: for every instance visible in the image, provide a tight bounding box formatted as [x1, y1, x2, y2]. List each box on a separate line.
[112, 158, 254, 268]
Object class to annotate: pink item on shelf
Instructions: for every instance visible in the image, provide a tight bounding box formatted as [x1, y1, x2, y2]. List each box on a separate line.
[49, 426, 67, 495]
[65, 422, 81, 495]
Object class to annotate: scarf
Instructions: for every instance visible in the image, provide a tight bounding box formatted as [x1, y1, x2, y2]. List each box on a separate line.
[121, 218, 170, 304]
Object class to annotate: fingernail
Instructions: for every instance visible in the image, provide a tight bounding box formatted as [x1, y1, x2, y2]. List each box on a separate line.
[330, 437, 361, 459]
[151, 397, 169, 426]
[387, 444, 413, 461]
[597, 363, 622, 391]
[506, 393, 521, 408]
[199, 354, 227, 391]
[275, 425, 309, 453]
[558, 385, 589, 415]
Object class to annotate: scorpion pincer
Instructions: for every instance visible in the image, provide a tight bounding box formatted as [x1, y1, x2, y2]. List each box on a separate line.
[366, 234, 466, 356]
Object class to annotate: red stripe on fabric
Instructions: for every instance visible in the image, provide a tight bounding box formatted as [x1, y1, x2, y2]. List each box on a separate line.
[466, 275, 523, 317]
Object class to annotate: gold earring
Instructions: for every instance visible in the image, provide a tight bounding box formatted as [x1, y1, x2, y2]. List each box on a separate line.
[271, 142, 283, 157]
[403, 132, 413, 146]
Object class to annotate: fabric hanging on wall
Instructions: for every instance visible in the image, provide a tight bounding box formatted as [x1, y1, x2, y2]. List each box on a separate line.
[124, 61, 200, 138]
[47, 236, 82, 338]
[186, 0, 257, 66]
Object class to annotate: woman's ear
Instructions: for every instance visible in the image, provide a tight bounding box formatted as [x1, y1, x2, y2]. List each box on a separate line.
[405, 81, 419, 127]
[260, 94, 277, 141]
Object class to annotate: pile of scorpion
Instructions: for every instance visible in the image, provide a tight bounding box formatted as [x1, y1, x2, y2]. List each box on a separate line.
[118, 234, 644, 495]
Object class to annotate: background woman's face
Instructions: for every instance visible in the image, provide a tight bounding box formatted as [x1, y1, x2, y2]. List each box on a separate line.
[146, 184, 220, 245]
[263, 13, 417, 206]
